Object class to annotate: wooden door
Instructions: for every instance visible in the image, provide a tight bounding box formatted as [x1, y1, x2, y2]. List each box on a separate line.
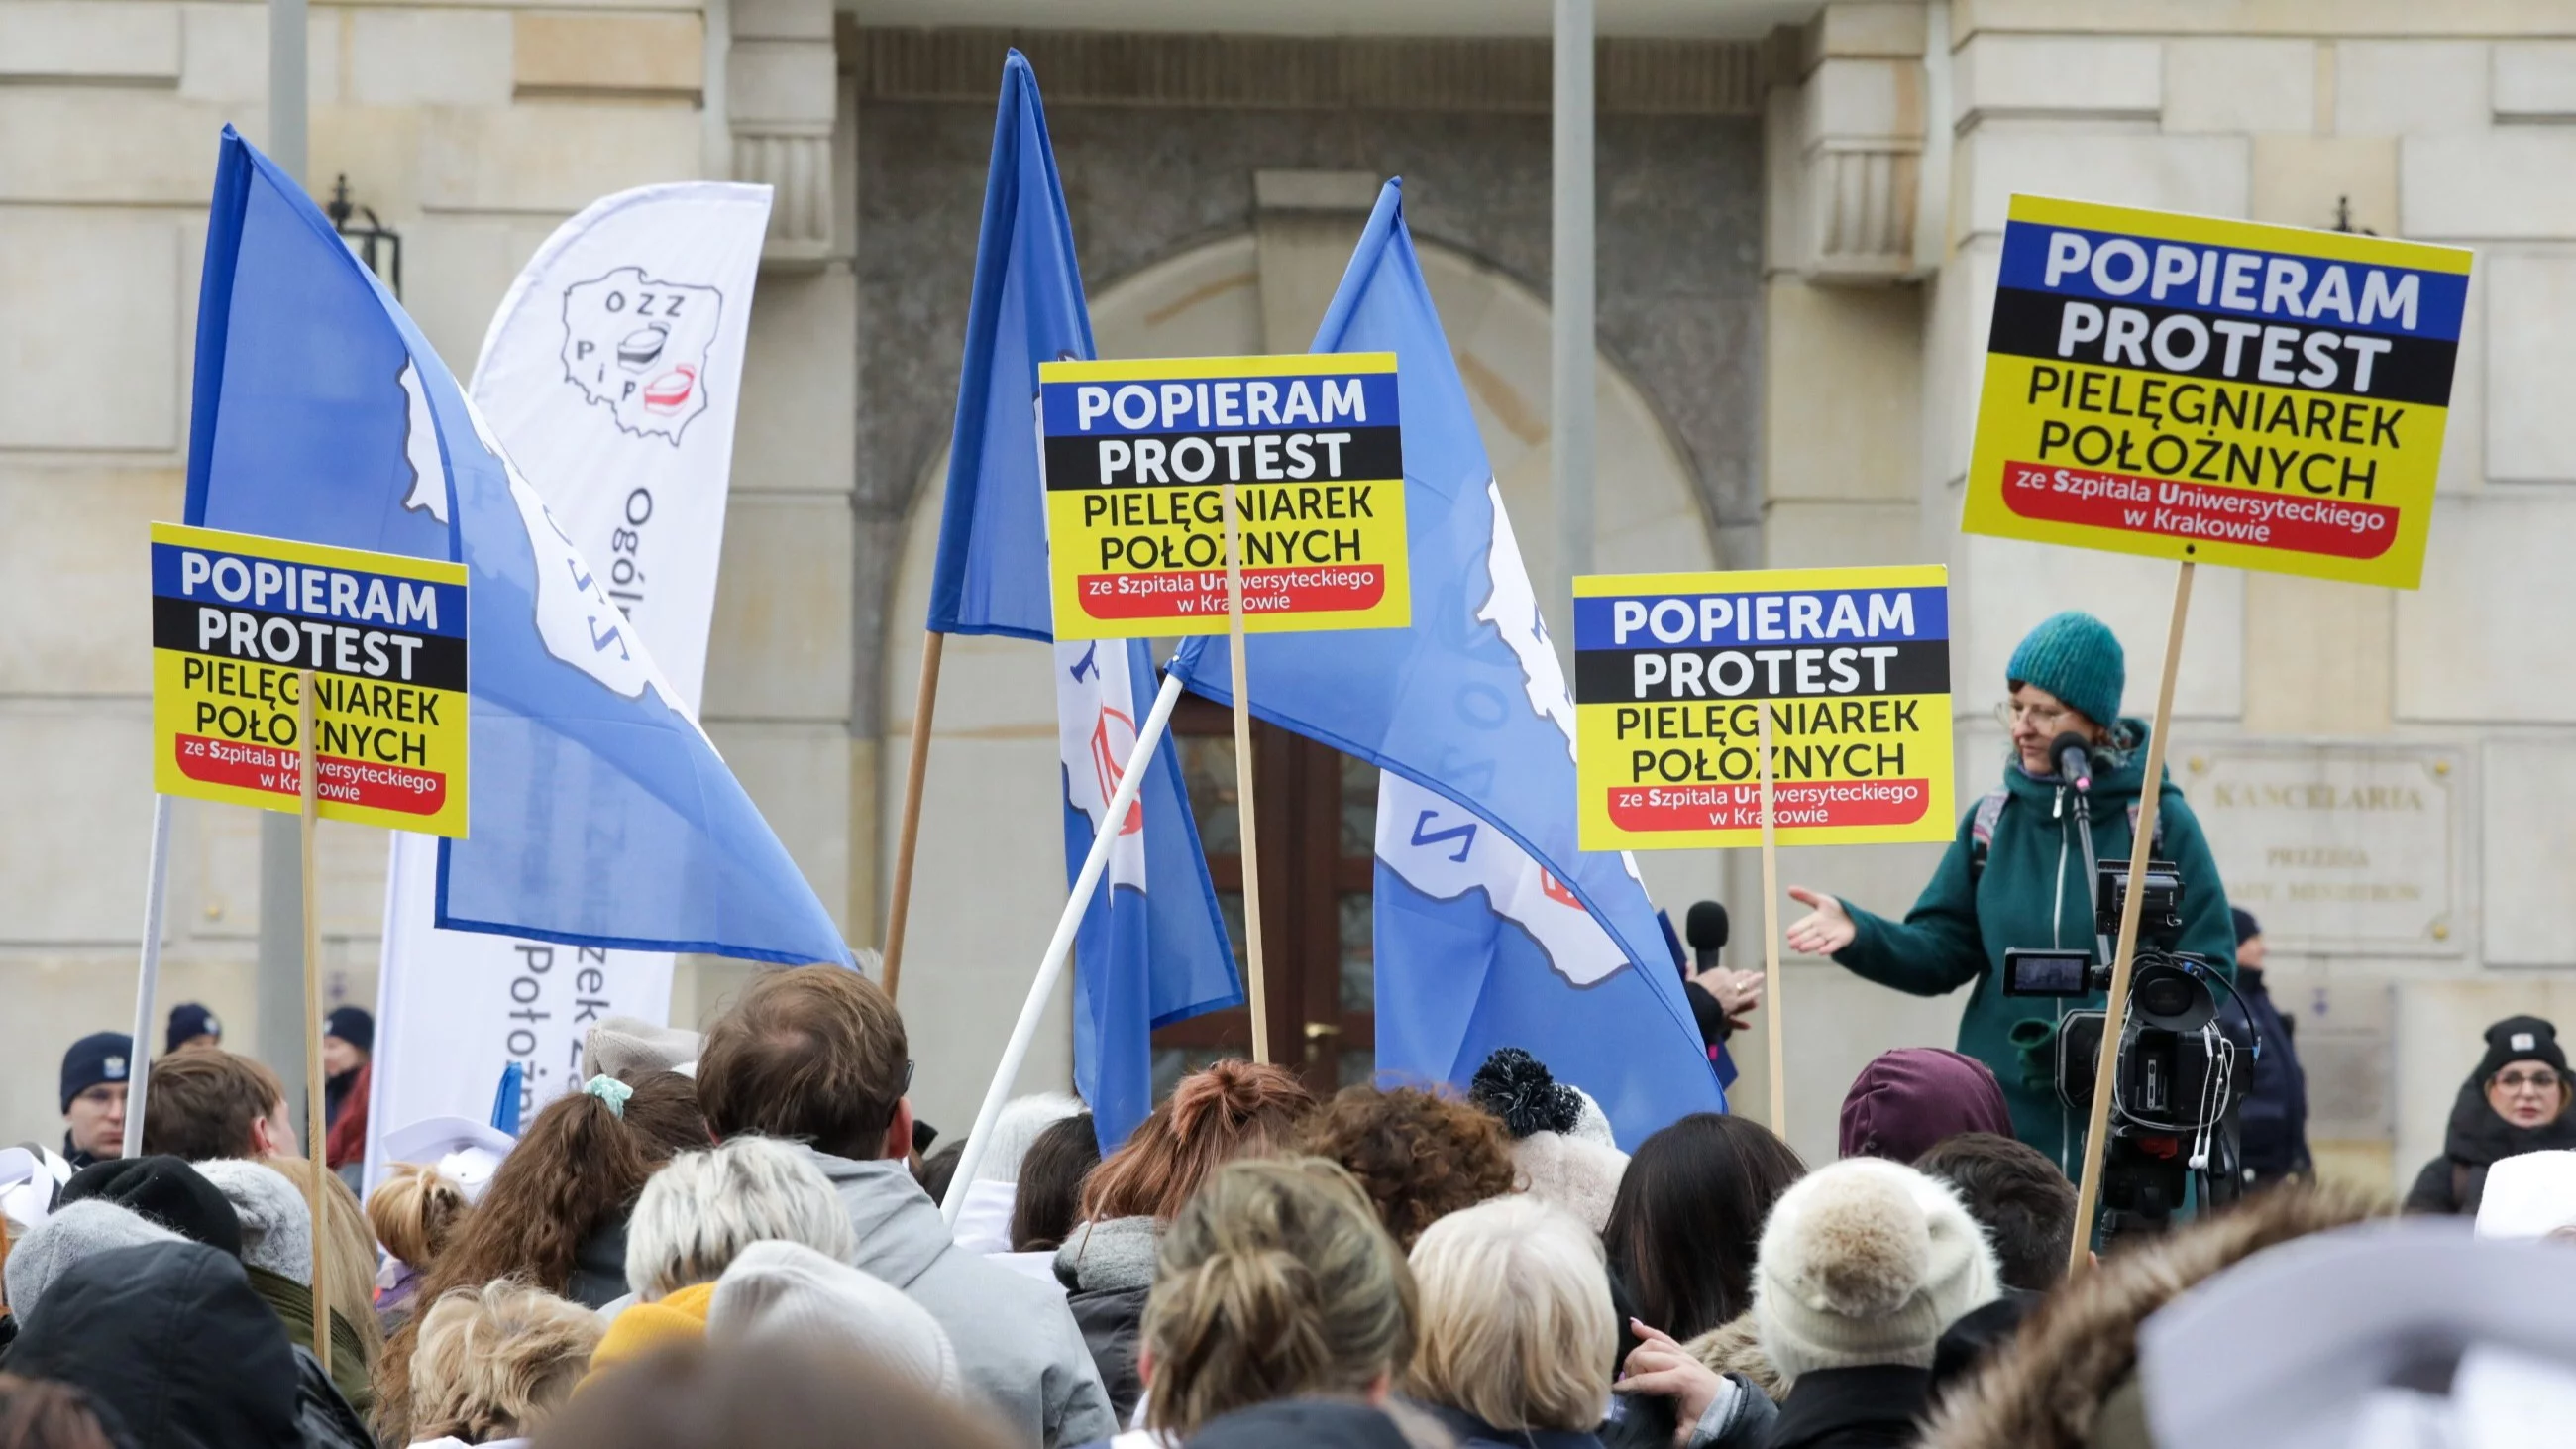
[1149, 693, 1377, 1100]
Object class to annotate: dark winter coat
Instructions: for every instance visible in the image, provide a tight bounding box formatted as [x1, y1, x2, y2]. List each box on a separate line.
[1054, 1215, 1157, 1421]
[2, 1239, 302, 1449]
[1416, 1400, 1605, 1449]
[1765, 1366, 1932, 1449]
[2404, 1062, 2576, 1215]
[244, 1263, 373, 1412]
[2232, 967, 2311, 1181]
[566, 1211, 633, 1308]
[1831, 722, 2238, 1174]
[291, 1345, 375, 1449]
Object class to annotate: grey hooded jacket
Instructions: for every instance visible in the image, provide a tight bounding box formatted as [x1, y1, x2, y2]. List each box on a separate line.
[802, 1146, 1117, 1448]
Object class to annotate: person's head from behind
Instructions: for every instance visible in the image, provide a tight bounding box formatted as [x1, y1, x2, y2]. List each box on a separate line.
[368, 1163, 471, 1273]
[1139, 1157, 1416, 1437]
[2001, 611, 2123, 777]
[1085, 1060, 1316, 1223]
[1406, 1195, 1614, 1433]
[322, 1006, 374, 1077]
[374, 1072, 706, 1442]
[626, 1136, 856, 1301]
[1012, 1112, 1100, 1253]
[1837, 1048, 2013, 1165]
[1752, 1157, 1999, 1387]
[916, 1140, 965, 1206]
[57, 1032, 133, 1161]
[1603, 1112, 1806, 1340]
[696, 965, 911, 1161]
[139, 1048, 293, 1160]
[2475, 1016, 2573, 1131]
[538, 1342, 1011, 1449]
[1912, 1132, 2078, 1292]
[1292, 1084, 1515, 1249]
[0, 1374, 121, 1449]
[411, 1280, 604, 1443]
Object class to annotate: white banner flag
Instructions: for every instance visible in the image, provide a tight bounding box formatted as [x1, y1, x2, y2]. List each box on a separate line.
[369, 183, 773, 1189]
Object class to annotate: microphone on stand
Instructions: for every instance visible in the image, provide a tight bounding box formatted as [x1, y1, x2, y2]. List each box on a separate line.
[2050, 729, 2094, 792]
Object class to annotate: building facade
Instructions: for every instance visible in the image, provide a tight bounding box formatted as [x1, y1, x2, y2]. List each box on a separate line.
[4, 0, 2572, 1182]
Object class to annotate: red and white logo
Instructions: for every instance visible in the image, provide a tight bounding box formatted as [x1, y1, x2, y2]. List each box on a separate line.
[1089, 705, 1145, 836]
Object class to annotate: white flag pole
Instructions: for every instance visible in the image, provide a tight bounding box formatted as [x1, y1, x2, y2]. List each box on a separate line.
[122, 795, 174, 1158]
[942, 667, 1188, 1226]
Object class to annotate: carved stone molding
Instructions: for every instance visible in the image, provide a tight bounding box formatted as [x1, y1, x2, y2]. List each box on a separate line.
[732, 127, 833, 265]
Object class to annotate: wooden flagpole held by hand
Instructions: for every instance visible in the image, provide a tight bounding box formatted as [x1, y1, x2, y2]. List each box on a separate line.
[2066, 560, 2197, 1276]
[1757, 706, 1787, 1131]
[1222, 479, 1271, 1064]
[295, 669, 329, 1356]
[881, 630, 946, 999]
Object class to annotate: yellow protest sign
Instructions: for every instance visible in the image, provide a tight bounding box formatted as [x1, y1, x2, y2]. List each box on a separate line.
[1039, 353, 1409, 639]
[1572, 566, 1953, 851]
[152, 522, 470, 836]
[1964, 195, 2471, 589]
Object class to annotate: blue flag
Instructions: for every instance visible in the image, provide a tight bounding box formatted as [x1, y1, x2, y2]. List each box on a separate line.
[185, 127, 848, 966]
[1168, 181, 1722, 1147]
[928, 56, 1241, 1154]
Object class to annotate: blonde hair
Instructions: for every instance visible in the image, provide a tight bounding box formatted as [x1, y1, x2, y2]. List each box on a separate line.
[410, 1280, 603, 1441]
[261, 1154, 388, 1368]
[1405, 1194, 1616, 1432]
[1139, 1157, 1415, 1437]
[368, 1163, 469, 1270]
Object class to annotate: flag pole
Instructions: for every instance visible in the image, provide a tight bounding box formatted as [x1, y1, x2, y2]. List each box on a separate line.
[1756, 706, 1787, 1131]
[881, 629, 945, 999]
[295, 670, 330, 1361]
[122, 795, 175, 1158]
[944, 669, 1189, 1224]
[1222, 479, 1271, 1065]
[2067, 559, 2196, 1275]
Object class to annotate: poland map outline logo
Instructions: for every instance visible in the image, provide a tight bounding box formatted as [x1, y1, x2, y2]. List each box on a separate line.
[559, 266, 723, 445]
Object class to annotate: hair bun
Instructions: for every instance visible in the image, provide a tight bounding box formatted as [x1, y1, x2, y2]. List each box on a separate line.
[1170, 1059, 1262, 1143]
[1467, 1047, 1581, 1139]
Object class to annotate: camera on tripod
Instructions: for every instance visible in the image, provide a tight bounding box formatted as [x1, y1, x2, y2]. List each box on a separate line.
[2000, 857, 2253, 1240]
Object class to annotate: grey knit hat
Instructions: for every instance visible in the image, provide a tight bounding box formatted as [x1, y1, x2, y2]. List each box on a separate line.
[190, 1158, 314, 1284]
[1753, 1156, 2001, 1385]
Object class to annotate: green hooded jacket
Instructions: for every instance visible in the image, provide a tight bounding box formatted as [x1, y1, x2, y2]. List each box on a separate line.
[1831, 720, 2237, 1175]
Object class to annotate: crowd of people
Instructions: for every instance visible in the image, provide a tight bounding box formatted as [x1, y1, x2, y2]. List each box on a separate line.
[5, 958, 2574, 1448]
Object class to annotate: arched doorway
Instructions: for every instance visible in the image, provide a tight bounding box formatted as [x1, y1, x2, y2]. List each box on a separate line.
[881, 228, 1726, 1125]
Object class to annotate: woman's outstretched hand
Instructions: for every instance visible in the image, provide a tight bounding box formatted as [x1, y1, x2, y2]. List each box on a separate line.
[1783, 886, 1856, 955]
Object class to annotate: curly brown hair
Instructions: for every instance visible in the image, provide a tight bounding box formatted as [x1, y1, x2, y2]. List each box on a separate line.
[1291, 1085, 1517, 1249]
[370, 1071, 706, 1443]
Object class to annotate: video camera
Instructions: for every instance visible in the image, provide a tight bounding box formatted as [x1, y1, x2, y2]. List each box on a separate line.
[2001, 858, 2254, 1242]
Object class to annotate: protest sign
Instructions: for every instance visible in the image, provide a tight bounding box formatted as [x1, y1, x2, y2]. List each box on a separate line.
[1037, 353, 1410, 639]
[1964, 194, 2471, 589]
[151, 521, 469, 836]
[1572, 566, 1954, 852]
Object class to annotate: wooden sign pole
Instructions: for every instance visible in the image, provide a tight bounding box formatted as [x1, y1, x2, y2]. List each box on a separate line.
[1222, 480, 1271, 1064]
[2066, 559, 2196, 1275]
[1756, 706, 1787, 1131]
[881, 629, 946, 999]
[295, 670, 329, 1358]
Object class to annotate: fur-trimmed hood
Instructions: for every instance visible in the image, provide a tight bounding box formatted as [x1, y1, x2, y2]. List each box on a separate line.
[1686, 1311, 1785, 1403]
[1919, 1180, 2388, 1449]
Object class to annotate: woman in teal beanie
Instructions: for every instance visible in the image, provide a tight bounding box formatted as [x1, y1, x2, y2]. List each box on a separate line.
[1781, 611, 2237, 1175]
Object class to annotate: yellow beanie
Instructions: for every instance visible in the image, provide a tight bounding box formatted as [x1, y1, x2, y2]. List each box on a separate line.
[580, 1281, 715, 1391]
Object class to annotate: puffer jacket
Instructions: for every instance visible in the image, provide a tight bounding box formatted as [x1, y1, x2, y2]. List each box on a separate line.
[1830, 721, 2239, 1174]
[1053, 1215, 1158, 1423]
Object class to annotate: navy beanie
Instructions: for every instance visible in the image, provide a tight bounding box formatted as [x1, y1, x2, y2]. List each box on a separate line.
[324, 1005, 374, 1054]
[59, 1031, 134, 1114]
[165, 1002, 222, 1055]
[2005, 612, 2125, 729]
[2231, 908, 2261, 946]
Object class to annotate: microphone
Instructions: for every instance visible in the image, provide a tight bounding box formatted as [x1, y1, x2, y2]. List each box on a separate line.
[2050, 730, 2094, 791]
[1684, 901, 1729, 973]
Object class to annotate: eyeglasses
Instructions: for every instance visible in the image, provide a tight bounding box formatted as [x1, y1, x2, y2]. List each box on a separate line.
[2495, 1068, 2562, 1092]
[1994, 700, 2071, 730]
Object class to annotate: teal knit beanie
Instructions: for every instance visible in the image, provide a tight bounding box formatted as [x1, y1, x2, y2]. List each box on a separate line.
[2006, 612, 2124, 727]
